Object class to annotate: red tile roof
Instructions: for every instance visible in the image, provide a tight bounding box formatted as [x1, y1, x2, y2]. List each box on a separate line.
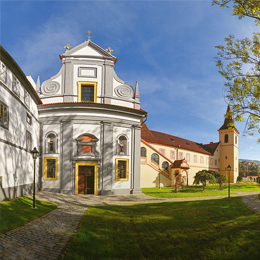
[171, 159, 190, 169]
[141, 122, 217, 155]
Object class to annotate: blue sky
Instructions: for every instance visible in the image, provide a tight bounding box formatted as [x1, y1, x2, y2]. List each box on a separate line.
[1, 0, 259, 160]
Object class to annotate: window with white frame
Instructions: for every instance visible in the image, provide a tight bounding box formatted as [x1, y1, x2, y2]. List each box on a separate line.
[186, 153, 190, 162]
[12, 75, 20, 97]
[206, 158, 209, 164]
[0, 100, 8, 129]
[159, 148, 165, 155]
[200, 156, 204, 164]
[194, 155, 197, 163]
[179, 152, 183, 160]
[170, 151, 175, 160]
[0, 62, 7, 82]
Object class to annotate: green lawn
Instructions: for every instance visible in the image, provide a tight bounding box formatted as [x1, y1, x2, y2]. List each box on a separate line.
[142, 186, 236, 198]
[217, 182, 260, 192]
[0, 197, 57, 233]
[64, 198, 260, 260]
[142, 183, 260, 198]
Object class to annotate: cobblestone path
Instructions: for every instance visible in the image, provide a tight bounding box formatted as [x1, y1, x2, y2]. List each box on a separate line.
[0, 204, 85, 260]
[0, 191, 260, 259]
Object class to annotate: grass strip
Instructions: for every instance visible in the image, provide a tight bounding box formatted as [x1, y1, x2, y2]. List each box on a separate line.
[64, 198, 260, 260]
[142, 187, 236, 198]
[0, 197, 57, 233]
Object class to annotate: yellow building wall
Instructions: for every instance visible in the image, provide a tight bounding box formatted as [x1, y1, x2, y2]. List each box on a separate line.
[140, 142, 171, 188]
[140, 141, 221, 187]
[219, 129, 239, 183]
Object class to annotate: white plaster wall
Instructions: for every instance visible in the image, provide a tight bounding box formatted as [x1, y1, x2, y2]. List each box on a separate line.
[39, 109, 141, 123]
[0, 142, 39, 189]
[73, 64, 102, 97]
[0, 85, 39, 149]
[42, 124, 61, 189]
[41, 97, 63, 104]
[73, 123, 101, 155]
[112, 126, 132, 190]
[72, 46, 103, 57]
[111, 99, 134, 108]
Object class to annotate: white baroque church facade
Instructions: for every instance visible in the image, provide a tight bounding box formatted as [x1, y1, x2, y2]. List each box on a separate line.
[0, 38, 147, 199]
[0, 36, 239, 200]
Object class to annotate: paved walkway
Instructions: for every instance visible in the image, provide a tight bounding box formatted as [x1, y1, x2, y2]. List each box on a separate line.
[1, 191, 260, 260]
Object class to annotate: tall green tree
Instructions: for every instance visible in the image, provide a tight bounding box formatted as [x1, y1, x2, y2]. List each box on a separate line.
[212, 0, 260, 142]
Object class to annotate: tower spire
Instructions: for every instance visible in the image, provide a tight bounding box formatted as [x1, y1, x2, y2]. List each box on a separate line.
[134, 81, 140, 100]
[218, 104, 238, 133]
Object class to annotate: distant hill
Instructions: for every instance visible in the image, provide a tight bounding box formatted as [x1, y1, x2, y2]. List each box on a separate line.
[239, 159, 260, 164]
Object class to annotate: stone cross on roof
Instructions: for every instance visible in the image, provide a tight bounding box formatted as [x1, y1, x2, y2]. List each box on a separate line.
[106, 47, 114, 54]
[87, 30, 92, 41]
[64, 44, 71, 51]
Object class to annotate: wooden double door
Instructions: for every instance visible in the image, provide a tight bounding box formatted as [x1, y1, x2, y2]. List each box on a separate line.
[78, 165, 95, 194]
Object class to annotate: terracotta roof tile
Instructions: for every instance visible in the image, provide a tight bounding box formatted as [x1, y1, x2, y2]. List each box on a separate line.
[141, 122, 216, 155]
[171, 159, 190, 169]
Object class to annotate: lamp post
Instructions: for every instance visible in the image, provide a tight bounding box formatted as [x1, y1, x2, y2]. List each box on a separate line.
[227, 164, 231, 199]
[159, 168, 161, 189]
[30, 147, 39, 209]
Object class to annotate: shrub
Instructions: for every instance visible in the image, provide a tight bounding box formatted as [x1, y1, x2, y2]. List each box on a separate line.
[219, 175, 227, 189]
[193, 170, 216, 190]
[237, 176, 243, 183]
[256, 177, 260, 186]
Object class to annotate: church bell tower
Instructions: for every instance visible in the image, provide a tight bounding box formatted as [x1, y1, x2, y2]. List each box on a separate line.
[218, 105, 239, 183]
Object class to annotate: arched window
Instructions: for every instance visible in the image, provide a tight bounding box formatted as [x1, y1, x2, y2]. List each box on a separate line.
[141, 147, 146, 157]
[224, 134, 228, 143]
[117, 135, 128, 155]
[151, 153, 159, 164]
[46, 132, 58, 154]
[76, 134, 98, 155]
[162, 161, 169, 172]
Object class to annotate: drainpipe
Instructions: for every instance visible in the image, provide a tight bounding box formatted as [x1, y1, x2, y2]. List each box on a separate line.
[141, 115, 148, 125]
[176, 145, 180, 160]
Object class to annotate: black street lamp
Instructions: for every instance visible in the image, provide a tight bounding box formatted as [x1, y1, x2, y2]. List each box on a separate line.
[30, 147, 39, 209]
[227, 164, 231, 199]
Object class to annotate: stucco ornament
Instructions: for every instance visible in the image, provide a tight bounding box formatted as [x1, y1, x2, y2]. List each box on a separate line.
[42, 81, 60, 95]
[114, 85, 134, 99]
